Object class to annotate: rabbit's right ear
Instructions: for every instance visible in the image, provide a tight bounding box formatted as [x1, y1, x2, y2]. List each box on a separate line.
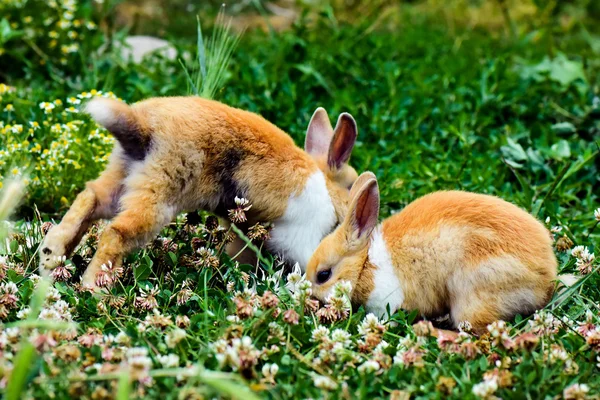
[343, 173, 380, 247]
[305, 107, 334, 157]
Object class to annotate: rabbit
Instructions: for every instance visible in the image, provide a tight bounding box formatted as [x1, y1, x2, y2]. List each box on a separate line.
[39, 96, 359, 289]
[306, 172, 560, 333]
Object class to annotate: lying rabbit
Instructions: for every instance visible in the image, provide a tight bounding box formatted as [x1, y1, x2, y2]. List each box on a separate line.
[40, 97, 358, 288]
[307, 172, 560, 332]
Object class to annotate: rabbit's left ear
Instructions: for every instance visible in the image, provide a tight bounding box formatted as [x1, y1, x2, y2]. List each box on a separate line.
[328, 113, 357, 171]
[305, 107, 333, 157]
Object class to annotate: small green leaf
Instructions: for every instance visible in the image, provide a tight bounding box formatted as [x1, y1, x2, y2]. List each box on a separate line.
[134, 256, 153, 281]
[551, 122, 576, 134]
[549, 140, 571, 160]
[501, 138, 527, 163]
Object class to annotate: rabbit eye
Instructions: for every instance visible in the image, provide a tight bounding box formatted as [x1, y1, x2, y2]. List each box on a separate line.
[316, 269, 332, 284]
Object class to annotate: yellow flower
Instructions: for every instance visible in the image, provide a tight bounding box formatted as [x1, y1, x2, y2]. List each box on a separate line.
[57, 20, 71, 30]
[39, 102, 56, 114]
[11, 168, 19, 176]
[3, 104, 14, 112]
[0, 181, 3, 189]
[29, 121, 40, 130]
[90, 89, 98, 95]
[24, 16, 33, 24]
[49, 31, 59, 39]
[53, 99, 63, 106]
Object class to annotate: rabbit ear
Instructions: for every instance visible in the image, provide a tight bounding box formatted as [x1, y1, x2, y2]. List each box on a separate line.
[328, 113, 357, 170]
[305, 107, 333, 156]
[344, 173, 379, 245]
[349, 171, 376, 200]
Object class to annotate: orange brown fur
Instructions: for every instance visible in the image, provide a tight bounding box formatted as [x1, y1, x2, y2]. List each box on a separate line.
[40, 96, 356, 288]
[308, 176, 558, 333]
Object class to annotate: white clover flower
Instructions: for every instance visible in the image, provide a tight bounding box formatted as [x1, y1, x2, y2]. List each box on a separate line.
[16, 307, 30, 319]
[4, 327, 19, 342]
[333, 280, 352, 298]
[213, 336, 260, 371]
[312, 373, 338, 390]
[234, 196, 251, 210]
[125, 347, 152, 383]
[261, 363, 279, 379]
[157, 354, 180, 368]
[358, 313, 383, 336]
[297, 280, 313, 295]
[115, 331, 130, 345]
[285, 263, 304, 293]
[226, 315, 240, 323]
[571, 245, 586, 258]
[45, 286, 62, 303]
[563, 383, 589, 400]
[165, 328, 187, 349]
[573, 247, 596, 275]
[373, 340, 389, 354]
[331, 329, 352, 347]
[595, 208, 600, 222]
[472, 377, 498, 398]
[357, 360, 380, 374]
[311, 326, 330, 343]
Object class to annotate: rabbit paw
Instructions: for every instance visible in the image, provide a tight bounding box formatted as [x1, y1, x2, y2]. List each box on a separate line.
[39, 227, 70, 270]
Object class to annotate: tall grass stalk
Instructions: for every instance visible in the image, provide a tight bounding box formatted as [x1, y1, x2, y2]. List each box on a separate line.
[182, 6, 243, 99]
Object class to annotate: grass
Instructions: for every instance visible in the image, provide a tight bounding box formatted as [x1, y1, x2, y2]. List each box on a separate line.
[0, 1, 599, 398]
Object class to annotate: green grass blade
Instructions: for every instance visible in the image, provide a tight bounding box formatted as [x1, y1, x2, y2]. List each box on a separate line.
[116, 370, 131, 400]
[200, 369, 261, 400]
[5, 343, 36, 400]
[179, 58, 199, 95]
[180, 6, 243, 99]
[197, 15, 207, 85]
[230, 223, 272, 267]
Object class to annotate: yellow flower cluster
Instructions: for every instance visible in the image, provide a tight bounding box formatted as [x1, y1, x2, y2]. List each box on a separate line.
[1, 0, 98, 66]
[0, 87, 119, 208]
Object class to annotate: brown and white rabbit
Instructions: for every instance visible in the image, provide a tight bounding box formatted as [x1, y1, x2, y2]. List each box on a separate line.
[39, 97, 358, 288]
[306, 172, 559, 332]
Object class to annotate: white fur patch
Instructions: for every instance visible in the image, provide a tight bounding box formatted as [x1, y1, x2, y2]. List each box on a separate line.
[268, 171, 336, 272]
[366, 227, 404, 319]
[85, 98, 117, 127]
